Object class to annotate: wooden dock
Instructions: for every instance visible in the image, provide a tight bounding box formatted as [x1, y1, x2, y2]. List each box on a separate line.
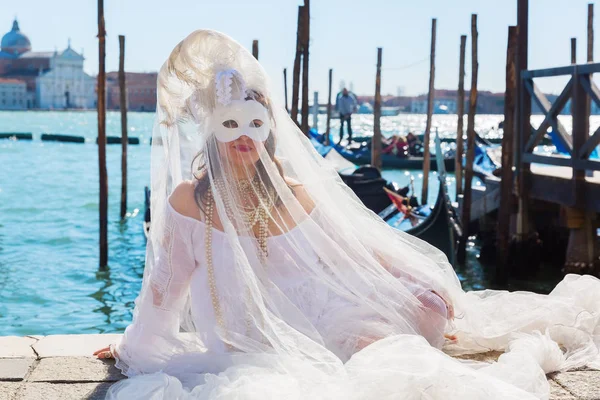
[458, 175, 501, 223]
[460, 165, 600, 224]
[528, 164, 600, 212]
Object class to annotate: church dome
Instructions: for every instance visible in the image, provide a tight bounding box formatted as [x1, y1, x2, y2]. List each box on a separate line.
[1, 19, 31, 56]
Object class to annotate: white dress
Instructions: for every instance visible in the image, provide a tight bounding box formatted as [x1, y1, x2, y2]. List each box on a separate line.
[107, 201, 600, 400]
[116, 200, 449, 356]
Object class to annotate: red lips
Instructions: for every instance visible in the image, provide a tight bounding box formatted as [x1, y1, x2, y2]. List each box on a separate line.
[234, 144, 252, 152]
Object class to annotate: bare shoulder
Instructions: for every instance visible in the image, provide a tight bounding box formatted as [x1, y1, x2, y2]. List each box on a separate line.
[285, 177, 315, 214]
[169, 180, 202, 221]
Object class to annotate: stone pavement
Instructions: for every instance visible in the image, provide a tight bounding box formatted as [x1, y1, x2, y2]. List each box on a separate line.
[0, 334, 598, 399]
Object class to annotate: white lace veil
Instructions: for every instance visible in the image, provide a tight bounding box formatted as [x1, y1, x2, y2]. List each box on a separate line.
[109, 30, 600, 399]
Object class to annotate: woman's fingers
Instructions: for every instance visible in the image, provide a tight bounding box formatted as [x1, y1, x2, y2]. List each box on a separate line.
[93, 346, 109, 355]
[93, 346, 110, 358]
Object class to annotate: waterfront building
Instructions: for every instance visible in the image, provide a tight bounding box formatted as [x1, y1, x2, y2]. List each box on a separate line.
[0, 78, 27, 110]
[0, 19, 96, 109]
[106, 72, 157, 112]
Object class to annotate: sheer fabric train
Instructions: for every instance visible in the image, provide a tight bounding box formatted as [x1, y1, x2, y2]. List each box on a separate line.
[106, 30, 600, 400]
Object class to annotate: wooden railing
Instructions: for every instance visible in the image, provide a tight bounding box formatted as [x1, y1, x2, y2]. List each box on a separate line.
[520, 63, 600, 172]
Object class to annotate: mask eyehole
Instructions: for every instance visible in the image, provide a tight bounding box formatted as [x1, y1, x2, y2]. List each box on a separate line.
[250, 119, 264, 128]
[222, 120, 238, 128]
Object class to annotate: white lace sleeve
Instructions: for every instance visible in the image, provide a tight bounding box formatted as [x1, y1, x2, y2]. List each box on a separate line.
[111, 202, 197, 377]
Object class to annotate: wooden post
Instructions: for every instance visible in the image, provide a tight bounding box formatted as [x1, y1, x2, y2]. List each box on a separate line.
[588, 4, 594, 63]
[118, 35, 128, 221]
[300, 0, 310, 135]
[97, 0, 108, 268]
[312, 91, 319, 129]
[421, 18, 437, 206]
[283, 68, 289, 112]
[516, 0, 531, 240]
[372, 48, 383, 170]
[496, 26, 518, 285]
[325, 68, 333, 145]
[455, 35, 467, 199]
[291, 6, 303, 125]
[252, 39, 259, 60]
[586, 3, 594, 176]
[571, 38, 577, 64]
[458, 14, 478, 264]
[565, 31, 594, 271]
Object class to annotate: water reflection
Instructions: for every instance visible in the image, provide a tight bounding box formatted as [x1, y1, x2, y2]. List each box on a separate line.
[91, 269, 114, 331]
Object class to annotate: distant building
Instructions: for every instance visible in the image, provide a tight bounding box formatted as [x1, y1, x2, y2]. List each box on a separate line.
[0, 19, 96, 109]
[410, 98, 457, 114]
[107, 72, 157, 112]
[0, 78, 27, 110]
[308, 89, 598, 116]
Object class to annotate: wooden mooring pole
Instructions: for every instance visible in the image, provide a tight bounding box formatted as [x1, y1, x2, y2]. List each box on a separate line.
[372, 48, 383, 171]
[496, 26, 518, 285]
[312, 91, 319, 129]
[252, 40, 259, 60]
[566, 81, 595, 269]
[564, 6, 596, 273]
[571, 38, 577, 64]
[586, 3, 595, 182]
[118, 35, 128, 221]
[325, 68, 333, 145]
[587, 5, 593, 142]
[455, 35, 467, 199]
[283, 68, 289, 112]
[588, 3, 594, 63]
[291, 6, 303, 125]
[458, 14, 478, 264]
[300, 0, 310, 136]
[97, 0, 108, 268]
[421, 18, 436, 206]
[516, 0, 532, 243]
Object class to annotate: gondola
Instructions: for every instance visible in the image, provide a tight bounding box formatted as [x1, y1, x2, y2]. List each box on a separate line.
[311, 133, 460, 265]
[310, 137, 411, 215]
[309, 129, 456, 172]
[377, 136, 460, 265]
[143, 186, 151, 240]
[342, 150, 455, 172]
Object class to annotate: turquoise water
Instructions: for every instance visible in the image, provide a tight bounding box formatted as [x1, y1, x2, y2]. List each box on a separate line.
[1, 111, 153, 335]
[0, 111, 515, 335]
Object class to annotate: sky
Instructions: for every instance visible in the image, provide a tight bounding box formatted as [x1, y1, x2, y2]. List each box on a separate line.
[0, 0, 596, 104]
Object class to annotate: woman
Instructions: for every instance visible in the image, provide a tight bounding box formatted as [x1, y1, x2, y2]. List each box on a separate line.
[96, 30, 600, 399]
[382, 134, 409, 158]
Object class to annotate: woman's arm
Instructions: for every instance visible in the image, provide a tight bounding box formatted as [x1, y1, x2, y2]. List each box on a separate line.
[95, 182, 198, 375]
[286, 178, 316, 215]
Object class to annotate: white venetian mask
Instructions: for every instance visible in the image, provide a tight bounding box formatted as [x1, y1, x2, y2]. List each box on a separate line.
[210, 99, 271, 143]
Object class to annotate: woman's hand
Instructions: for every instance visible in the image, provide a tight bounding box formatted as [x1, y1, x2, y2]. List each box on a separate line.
[93, 346, 115, 359]
[431, 290, 454, 320]
[429, 291, 457, 342]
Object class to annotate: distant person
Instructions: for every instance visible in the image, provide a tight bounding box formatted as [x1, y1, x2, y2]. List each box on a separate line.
[406, 132, 424, 156]
[335, 88, 358, 145]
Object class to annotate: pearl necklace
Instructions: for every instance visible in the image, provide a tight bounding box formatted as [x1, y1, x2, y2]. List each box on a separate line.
[203, 189, 233, 350]
[204, 177, 274, 350]
[214, 176, 274, 259]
